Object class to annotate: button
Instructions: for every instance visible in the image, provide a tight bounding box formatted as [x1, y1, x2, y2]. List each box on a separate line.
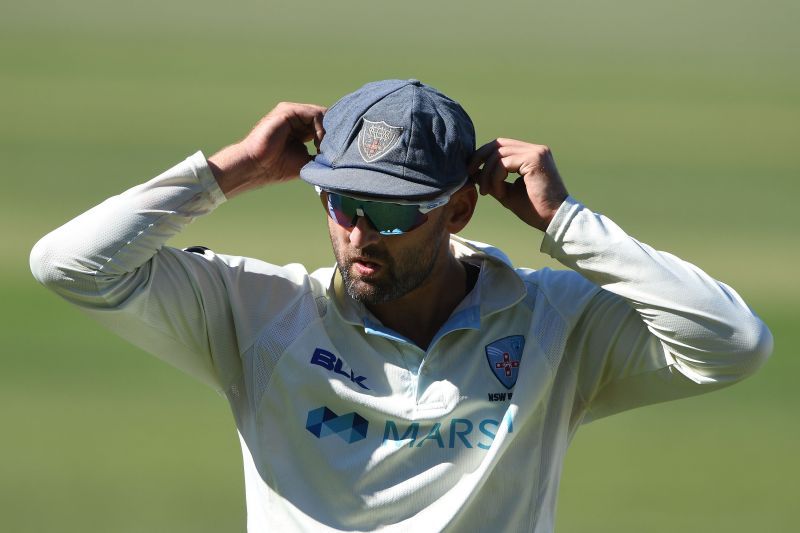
[407, 79, 421, 86]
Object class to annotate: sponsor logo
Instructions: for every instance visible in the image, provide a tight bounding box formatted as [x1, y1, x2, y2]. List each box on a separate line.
[310, 348, 370, 390]
[382, 412, 514, 450]
[304, 407, 516, 450]
[485, 335, 525, 390]
[306, 406, 369, 444]
[358, 119, 403, 163]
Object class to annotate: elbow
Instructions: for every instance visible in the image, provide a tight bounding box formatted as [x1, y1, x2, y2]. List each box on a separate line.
[29, 232, 103, 299]
[718, 314, 773, 382]
[30, 231, 147, 308]
[672, 315, 773, 385]
[30, 233, 62, 288]
[738, 317, 773, 377]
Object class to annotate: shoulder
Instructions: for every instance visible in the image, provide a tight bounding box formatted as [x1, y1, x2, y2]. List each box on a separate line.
[515, 266, 602, 321]
[172, 246, 334, 346]
[175, 245, 332, 300]
[452, 235, 602, 321]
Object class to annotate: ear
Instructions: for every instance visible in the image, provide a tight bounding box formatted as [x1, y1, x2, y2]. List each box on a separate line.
[444, 183, 478, 234]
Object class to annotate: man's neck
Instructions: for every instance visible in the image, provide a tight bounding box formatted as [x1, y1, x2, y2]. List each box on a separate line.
[366, 253, 469, 351]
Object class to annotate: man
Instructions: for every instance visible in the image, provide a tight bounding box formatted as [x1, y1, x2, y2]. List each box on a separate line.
[31, 79, 772, 532]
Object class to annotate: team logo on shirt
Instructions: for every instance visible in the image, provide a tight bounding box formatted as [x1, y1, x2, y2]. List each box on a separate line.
[306, 406, 369, 444]
[358, 119, 403, 162]
[485, 335, 525, 390]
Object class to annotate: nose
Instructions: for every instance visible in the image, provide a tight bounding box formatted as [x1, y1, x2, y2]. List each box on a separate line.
[348, 216, 381, 247]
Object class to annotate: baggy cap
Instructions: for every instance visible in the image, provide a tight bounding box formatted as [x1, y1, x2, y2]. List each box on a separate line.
[300, 79, 475, 200]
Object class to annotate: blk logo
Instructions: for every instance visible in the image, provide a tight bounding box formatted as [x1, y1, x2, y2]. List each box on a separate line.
[306, 406, 369, 444]
[310, 348, 370, 390]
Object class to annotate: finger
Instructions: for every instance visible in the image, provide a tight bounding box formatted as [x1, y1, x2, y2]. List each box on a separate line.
[468, 139, 500, 175]
[286, 112, 318, 143]
[495, 150, 542, 179]
[468, 137, 530, 175]
[284, 102, 327, 122]
[474, 151, 500, 195]
[493, 179, 518, 209]
[495, 176, 531, 214]
[312, 111, 326, 154]
[496, 143, 522, 158]
[484, 151, 537, 202]
[485, 156, 511, 199]
[495, 137, 531, 147]
[280, 103, 327, 139]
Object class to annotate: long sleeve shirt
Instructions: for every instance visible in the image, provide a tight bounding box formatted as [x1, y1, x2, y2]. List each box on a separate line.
[30, 152, 773, 532]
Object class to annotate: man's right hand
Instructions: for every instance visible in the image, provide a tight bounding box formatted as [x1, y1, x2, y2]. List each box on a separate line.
[208, 102, 327, 198]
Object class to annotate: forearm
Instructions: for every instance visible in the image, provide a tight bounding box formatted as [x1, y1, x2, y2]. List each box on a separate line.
[207, 142, 263, 198]
[542, 196, 772, 383]
[30, 151, 226, 306]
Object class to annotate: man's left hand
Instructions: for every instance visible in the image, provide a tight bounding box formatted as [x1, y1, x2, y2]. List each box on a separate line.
[468, 138, 569, 232]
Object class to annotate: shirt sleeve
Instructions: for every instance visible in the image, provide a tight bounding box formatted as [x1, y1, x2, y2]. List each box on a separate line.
[29, 152, 238, 391]
[540, 196, 773, 423]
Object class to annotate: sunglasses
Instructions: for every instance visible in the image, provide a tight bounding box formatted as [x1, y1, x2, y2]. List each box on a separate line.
[315, 186, 454, 235]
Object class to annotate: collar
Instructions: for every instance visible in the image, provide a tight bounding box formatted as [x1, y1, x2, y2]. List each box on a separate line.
[327, 235, 527, 344]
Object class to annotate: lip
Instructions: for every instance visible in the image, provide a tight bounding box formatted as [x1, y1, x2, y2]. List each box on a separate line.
[352, 258, 382, 276]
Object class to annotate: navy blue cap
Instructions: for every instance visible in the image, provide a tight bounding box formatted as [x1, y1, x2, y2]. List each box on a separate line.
[300, 79, 475, 200]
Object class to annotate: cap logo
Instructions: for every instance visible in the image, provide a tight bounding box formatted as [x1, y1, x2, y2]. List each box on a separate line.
[358, 119, 403, 163]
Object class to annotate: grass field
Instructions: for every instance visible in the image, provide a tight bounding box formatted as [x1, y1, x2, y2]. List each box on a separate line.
[2, 1, 798, 531]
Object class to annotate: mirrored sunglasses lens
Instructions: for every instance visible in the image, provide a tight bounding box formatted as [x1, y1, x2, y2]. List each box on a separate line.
[326, 193, 427, 235]
[367, 204, 427, 235]
[326, 194, 357, 228]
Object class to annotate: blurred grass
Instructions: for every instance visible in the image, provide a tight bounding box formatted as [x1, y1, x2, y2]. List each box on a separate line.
[1, 0, 798, 531]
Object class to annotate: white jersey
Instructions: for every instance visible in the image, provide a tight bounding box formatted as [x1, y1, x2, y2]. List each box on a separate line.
[30, 152, 772, 532]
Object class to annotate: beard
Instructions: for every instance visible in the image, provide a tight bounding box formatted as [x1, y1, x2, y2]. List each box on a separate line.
[331, 218, 447, 305]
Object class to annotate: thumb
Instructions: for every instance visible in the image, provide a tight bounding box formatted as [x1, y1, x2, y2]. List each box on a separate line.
[492, 177, 526, 213]
[492, 177, 544, 230]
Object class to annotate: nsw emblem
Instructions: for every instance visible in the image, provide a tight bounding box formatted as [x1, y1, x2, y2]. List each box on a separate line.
[485, 335, 525, 390]
[358, 119, 403, 163]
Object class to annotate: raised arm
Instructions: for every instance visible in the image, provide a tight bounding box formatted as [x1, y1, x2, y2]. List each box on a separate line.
[29, 103, 326, 389]
[208, 102, 326, 197]
[470, 139, 773, 419]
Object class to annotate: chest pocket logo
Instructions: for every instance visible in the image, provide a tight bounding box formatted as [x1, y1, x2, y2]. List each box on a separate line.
[485, 335, 525, 389]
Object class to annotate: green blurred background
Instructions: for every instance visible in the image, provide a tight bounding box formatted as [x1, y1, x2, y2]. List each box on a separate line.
[2, 0, 797, 531]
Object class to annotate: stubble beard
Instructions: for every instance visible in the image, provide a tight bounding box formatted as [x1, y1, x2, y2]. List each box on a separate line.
[332, 220, 447, 306]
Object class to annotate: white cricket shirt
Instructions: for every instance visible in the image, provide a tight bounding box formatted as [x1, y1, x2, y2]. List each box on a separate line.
[30, 152, 772, 532]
